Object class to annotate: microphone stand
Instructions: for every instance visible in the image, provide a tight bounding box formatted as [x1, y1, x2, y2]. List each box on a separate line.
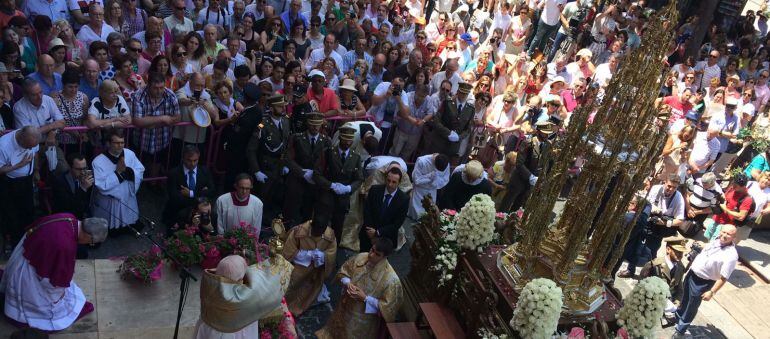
[91, 192, 196, 339]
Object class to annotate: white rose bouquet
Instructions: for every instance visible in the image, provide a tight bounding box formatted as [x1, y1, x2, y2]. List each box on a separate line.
[432, 209, 460, 286]
[454, 194, 497, 251]
[510, 278, 563, 339]
[477, 327, 509, 339]
[617, 276, 670, 338]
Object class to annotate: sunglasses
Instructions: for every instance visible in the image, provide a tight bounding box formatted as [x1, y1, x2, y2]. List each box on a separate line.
[176, 52, 187, 57]
[762, 74, 769, 78]
[129, 47, 142, 52]
[504, 99, 515, 104]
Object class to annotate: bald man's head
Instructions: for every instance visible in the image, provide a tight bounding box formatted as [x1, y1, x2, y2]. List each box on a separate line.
[37, 54, 55, 77]
[718, 224, 737, 246]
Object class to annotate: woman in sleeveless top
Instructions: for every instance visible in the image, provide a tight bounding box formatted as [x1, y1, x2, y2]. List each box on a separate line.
[656, 125, 695, 182]
[505, 6, 531, 55]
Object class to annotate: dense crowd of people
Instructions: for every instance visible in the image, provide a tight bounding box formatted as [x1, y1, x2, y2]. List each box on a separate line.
[0, 0, 768, 337]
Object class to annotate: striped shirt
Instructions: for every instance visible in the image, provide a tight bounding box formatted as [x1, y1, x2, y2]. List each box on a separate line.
[131, 88, 180, 154]
[687, 177, 723, 209]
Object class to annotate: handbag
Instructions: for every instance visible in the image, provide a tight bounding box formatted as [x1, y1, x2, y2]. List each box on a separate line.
[476, 132, 504, 168]
[677, 220, 700, 238]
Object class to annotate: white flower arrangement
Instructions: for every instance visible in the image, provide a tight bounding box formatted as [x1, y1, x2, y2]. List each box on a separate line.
[477, 327, 509, 339]
[617, 276, 670, 339]
[454, 194, 497, 251]
[510, 278, 563, 339]
[432, 209, 460, 286]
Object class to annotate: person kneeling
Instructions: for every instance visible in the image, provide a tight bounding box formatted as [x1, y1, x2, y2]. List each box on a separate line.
[0, 214, 108, 331]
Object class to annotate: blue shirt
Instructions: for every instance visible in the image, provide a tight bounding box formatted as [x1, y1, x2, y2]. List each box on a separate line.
[27, 72, 63, 96]
[23, 0, 70, 23]
[280, 10, 309, 33]
[745, 154, 770, 178]
[80, 78, 100, 101]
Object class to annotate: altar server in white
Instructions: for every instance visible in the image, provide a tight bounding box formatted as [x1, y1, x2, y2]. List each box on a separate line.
[90, 129, 145, 231]
[216, 173, 264, 235]
[408, 153, 451, 219]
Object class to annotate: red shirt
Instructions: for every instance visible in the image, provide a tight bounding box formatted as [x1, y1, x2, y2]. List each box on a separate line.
[713, 188, 754, 225]
[307, 87, 340, 114]
[663, 95, 693, 123]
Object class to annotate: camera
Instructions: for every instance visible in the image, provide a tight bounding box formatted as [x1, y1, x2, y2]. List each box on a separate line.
[193, 90, 202, 100]
[199, 212, 211, 226]
[391, 84, 402, 96]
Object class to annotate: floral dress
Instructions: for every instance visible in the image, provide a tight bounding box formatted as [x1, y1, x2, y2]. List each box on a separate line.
[56, 92, 88, 146]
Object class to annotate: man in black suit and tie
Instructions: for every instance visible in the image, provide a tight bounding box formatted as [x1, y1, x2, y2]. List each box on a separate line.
[51, 153, 94, 219]
[314, 126, 364, 240]
[163, 145, 217, 229]
[360, 167, 409, 252]
[284, 112, 330, 227]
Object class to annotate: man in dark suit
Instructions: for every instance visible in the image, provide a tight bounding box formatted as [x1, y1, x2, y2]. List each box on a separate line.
[51, 153, 94, 219]
[247, 94, 292, 223]
[501, 120, 555, 212]
[283, 112, 330, 227]
[314, 126, 364, 240]
[426, 82, 476, 164]
[360, 167, 409, 252]
[163, 145, 217, 228]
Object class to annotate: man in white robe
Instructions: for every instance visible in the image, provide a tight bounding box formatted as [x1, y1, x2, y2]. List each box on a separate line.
[216, 173, 264, 235]
[90, 130, 144, 232]
[408, 153, 451, 219]
[0, 214, 108, 331]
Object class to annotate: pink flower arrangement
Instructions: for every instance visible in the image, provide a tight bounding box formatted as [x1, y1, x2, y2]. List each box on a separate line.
[119, 245, 163, 283]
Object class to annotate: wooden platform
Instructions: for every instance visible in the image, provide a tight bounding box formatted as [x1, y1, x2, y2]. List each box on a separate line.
[0, 259, 203, 338]
[714, 285, 770, 338]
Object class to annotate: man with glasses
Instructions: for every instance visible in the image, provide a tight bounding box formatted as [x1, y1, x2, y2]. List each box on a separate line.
[106, 32, 125, 59]
[561, 78, 586, 113]
[164, 0, 194, 38]
[52, 153, 94, 219]
[133, 16, 173, 53]
[126, 38, 151, 75]
[694, 50, 721, 90]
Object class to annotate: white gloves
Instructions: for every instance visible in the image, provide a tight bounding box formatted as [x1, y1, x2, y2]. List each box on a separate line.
[528, 174, 538, 186]
[303, 169, 314, 183]
[282, 166, 289, 175]
[311, 249, 325, 266]
[448, 131, 460, 142]
[331, 182, 352, 194]
[255, 171, 268, 183]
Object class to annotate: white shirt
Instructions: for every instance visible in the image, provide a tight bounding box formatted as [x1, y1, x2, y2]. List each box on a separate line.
[13, 95, 63, 129]
[196, 7, 231, 27]
[747, 181, 770, 219]
[201, 64, 235, 80]
[164, 15, 195, 37]
[648, 184, 685, 220]
[88, 96, 131, 120]
[690, 240, 738, 281]
[429, 71, 464, 95]
[689, 131, 720, 172]
[75, 23, 117, 49]
[687, 177, 724, 209]
[0, 131, 39, 178]
[305, 49, 344, 75]
[708, 111, 741, 153]
[368, 82, 409, 128]
[541, 0, 567, 26]
[593, 63, 614, 87]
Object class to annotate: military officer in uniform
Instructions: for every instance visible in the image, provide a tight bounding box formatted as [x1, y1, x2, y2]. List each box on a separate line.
[426, 82, 476, 164]
[246, 94, 292, 225]
[640, 238, 687, 304]
[289, 84, 317, 134]
[313, 126, 364, 240]
[283, 112, 330, 227]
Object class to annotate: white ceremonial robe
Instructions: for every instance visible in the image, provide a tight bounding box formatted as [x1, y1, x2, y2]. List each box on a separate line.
[0, 235, 85, 331]
[215, 193, 263, 235]
[91, 150, 145, 229]
[408, 155, 451, 219]
[193, 319, 260, 339]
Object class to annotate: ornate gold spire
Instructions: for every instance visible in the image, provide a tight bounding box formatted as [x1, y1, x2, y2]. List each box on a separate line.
[499, 1, 680, 314]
